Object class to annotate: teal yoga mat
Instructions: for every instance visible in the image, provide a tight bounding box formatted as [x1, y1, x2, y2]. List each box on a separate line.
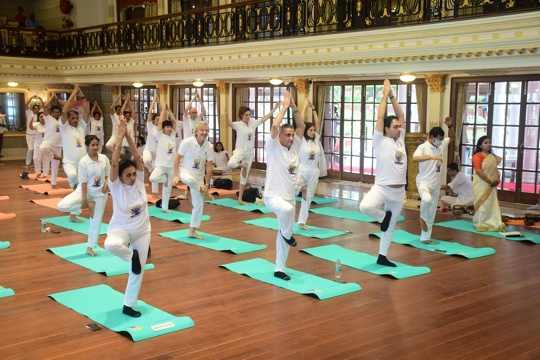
[295, 196, 338, 205]
[47, 243, 155, 276]
[370, 230, 496, 258]
[0, 286, 15, 298]
[43, 216, 108, 235]
[219, 258, 361, 300]
[300, 244, 430, 279]
[159, 229, 266, 254]
[0, 241, 10, 249]
[49, 284, 194, 341]
[243, 217, 350, 239]
[435, 219, 540, 245]
[309, 207, 405, 223]
[148, 206, 210, 223]
[207, 198, 272, 213]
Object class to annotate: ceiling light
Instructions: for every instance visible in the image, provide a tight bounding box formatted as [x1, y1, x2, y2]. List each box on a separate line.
[399, 73, 416, 83]
[133, 82, 143, 88]
[193, 79, 204, 87]
[269, 77, 283, 86]
[7, 82, 18, 87]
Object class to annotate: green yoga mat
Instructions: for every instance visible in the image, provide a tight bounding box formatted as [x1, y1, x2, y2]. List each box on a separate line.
[219, 258, 361, 300]
[300, 244, 430, 279]
[47, 243, 155, 276]
[43, 216, 108, 235]
[295, 196, 338, 205]
[207, 198, 272, 214]
[49, 284, 194, 341]
[159, 229, 266, 254]
[0, 241, 10, 249]
[148, 206, 210, 223]
[370, 230, 496, 258]
[435, 220, 540, 245]
[0, 286, 15, 298]
[243, 217, 350, 239]
[309, 207, 405, 223]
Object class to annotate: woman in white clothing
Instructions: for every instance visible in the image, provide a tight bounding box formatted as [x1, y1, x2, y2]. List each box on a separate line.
[104, 119, 151, 318]
[89, 101, 105, 153]
[295, 99, 326, 230]
[213, 141, 230, 173]
[29, 112, 48, 178]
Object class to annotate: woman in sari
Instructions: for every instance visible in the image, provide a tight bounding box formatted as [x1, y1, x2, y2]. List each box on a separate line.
[472, 135, 506, 232]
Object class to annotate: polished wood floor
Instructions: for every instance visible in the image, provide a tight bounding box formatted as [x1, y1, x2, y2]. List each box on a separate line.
[0, 159, 539, 360]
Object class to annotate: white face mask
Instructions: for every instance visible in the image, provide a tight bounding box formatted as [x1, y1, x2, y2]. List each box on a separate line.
[434, 139, 443, 147]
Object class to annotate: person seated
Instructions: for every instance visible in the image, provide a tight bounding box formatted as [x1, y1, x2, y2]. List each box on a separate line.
[14, 6, 27, 27]
[25, 13, 44, 29]
[440, 162, 473, 208]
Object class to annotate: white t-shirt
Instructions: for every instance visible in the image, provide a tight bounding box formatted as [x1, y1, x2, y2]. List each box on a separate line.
[213, 150, 229, 169]
[60, 119, 87, 165]
[26, 110, 36, 135]
[178, 136, 214, 181]
[175, 120, 184, 147]
[264, 133, 301, 200]
[110, 113, 119, 137]
[33, 121, 45, 144]
[78, 153, 111, 197]
[298, 133, 322, 170]
[154, 131, 176, 168]
[43, 115, 62, 147]
[182, 115, 201, 139]
[108, 169, 150, 233]
[414, 137, 450, 187]
[448, 171, 473, 202]
[373, 129, 407, 186]
[89, 117, 104, 140]
[0, 116, 6, 135]
[233, 119, 262, 151]
[145, 122, 159, 153]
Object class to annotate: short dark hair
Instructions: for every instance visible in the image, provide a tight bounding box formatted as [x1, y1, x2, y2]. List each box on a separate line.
[114, 105, 122, 111]
[279, 124, 294, 133]
[429, 126, 445, 138]
[151, 113, 159, 121]
[119, 159, 137, 178]
[447, 162, 459, 172]
[85, 135, 99, 146]
[67, 110, 79, 118]
[238, 106, 251, 119]
[214, 141, 224, 152]
[162, 120, 172, 128]
[123, 110, 131, 116]
[383, 115, 399, 135]
[93, 111, 101, 118]
[50, 105, 62, 112]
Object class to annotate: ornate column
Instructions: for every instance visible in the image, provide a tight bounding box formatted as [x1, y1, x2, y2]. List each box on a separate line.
[406, 132, 428, 199]
[155, 84, 167, 103]
[424, 74, 447, 129]
[216, 81, 231, 151]
[293, 78, 310, 119]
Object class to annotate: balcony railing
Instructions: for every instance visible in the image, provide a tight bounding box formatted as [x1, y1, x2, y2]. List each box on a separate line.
[0, 0, 538, 59]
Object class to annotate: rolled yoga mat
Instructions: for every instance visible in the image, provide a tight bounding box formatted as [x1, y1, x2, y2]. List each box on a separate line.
[43, 216, 108, 235]
[309, 207, 405, 223]
[219, 258, 361, 300]
[295, 195, 338, 205]
[148, 206, 210, 223]
[243, 217, 350, 239]
[300, 244, 430, 279]
[207, 198, 272, 214]
[47, 243, 155, 276]
[435, 219, 540, 245]
[369, 229, 496, 258]
[159, 229, 266, 254]
[49, 284, 194, 341]
[0, 286, 15, 298]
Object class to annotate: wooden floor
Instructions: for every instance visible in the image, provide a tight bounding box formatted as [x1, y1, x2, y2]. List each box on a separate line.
[0, 159, 539, 360]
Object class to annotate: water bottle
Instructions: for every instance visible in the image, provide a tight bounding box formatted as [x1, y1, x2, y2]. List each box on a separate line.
[40, 219, 47, 233]
[184, 190, 189, 200]
[261, 180, 265, 196]
[335, 259, 342, 279]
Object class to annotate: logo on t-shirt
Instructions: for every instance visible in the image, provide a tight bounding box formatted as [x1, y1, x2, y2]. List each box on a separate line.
[436, 162, 441, 173]
[394, 151, 404, 165]
[167, 144, 174, 154]
[131, 205, 142, 217]
[55, 125, 60, 132]
[192, 159, 200, 169]
[76, 138, 82, 147]
[247, 132, 253, 141]
[92, 176, 101, 187]
[309, 151, 316, 160]
[288, 164, 297, 174]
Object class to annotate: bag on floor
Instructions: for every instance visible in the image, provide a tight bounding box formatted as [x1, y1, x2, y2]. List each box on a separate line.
[213, 178, 233, 190]
[156, 199, 180, 209]
[236, 185, 260, 203]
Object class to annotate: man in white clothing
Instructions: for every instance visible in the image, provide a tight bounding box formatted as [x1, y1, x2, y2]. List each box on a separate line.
[25, 95, 42, 168]
[143, 94, 161, 197]
[263, 91, 305, 281]
[106, 93, 123, 152]
[183, 93, 206, 139]
[41, 97, 64, 188]
[441, 162, 474, 208]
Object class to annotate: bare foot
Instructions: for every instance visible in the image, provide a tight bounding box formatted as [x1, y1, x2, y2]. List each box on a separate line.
[238, 199, 248, 206]
[162, 209, 171, 213]
[204, 192, 214, 201]
[420, 239, 437, 245]
[69, 215, 83, 223]
[52, 184, 59, 189]
[188, 231, 204, 240]
[36, 173, 44, 179]
[86, 247, 97, 256]
[298, 223, 311, 231]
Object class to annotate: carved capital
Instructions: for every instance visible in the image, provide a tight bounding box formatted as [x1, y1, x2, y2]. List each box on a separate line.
[216, 81, 229, 94]
[155, 84, 166, 93]
[293, 78, 309, 94]
[424, 74, 447, 93]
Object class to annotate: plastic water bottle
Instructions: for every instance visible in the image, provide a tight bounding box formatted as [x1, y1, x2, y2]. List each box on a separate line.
[335, 259, 342, 279]
[184, 190, 189, 200]
[40, 219, 47, 233]
[261, 180, 265, 196]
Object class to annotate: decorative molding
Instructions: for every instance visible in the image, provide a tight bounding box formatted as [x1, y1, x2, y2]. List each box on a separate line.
[216, 81, 229, 94]
[424, 74, 447, 92]
[293, 78, 309, 94]
[155, 84, 166, 93]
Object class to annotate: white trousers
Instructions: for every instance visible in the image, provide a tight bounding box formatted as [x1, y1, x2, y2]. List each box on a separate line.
[149, 166, 174, 211]
[33, 139, 47, 176]
[40, 142, 61, 185]
[180, 171, 205, 228]
[441, 195, 474, 207]
[26, 134, 35, 165]
[228, 149, 253, 185]
[295, 166, 319, 225]
[359, 184, 405, 256]
[143, 149, 159, 193]
[63, 163, 79, 189]
[264, 195, 295, 272]
[417, 181, 440, 241]
[57, 186, 108, 248]
[105, 228, 151, 307]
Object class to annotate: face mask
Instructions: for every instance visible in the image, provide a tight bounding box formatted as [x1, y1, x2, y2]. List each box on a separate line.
[434, 139, 443, 147]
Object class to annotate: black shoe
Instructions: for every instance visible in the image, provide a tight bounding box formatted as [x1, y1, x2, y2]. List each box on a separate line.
[380, 211, 392, 232]
[274, 271, 291, 280]
[280, 231, 297, 247]
[148, 246, 151, 258]
[376, 254, 397, 267]
[131, 250, 141, 275]
[122, 305, 141, 317]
